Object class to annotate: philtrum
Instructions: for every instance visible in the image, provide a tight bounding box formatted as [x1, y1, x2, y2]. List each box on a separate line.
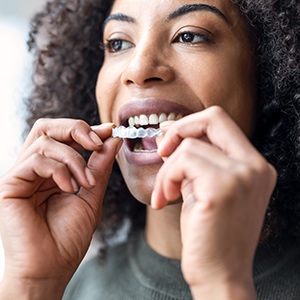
[112, 126, 163, 139]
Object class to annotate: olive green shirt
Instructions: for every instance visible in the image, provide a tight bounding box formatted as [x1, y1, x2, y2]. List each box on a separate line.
[63, 232, 300, 299]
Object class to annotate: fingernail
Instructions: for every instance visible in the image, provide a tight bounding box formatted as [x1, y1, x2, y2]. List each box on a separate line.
[92, 123, 115, 130]
[157, 139, 166, 155]
[150, 191, 157, 209]
[85, 167, 96, 186]
[159, 120, 174, 130]
[89, 131, 103, 146]
[151, 190, 162, 210]
[71, 178, 78, 192]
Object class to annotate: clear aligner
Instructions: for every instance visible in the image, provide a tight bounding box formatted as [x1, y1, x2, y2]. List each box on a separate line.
[112, 126, 163, 139]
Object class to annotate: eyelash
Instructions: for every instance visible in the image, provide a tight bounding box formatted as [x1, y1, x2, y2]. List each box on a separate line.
[173, 31, 213, 45]
[100, 39, 133, 53]
[100, 30, 213, 53]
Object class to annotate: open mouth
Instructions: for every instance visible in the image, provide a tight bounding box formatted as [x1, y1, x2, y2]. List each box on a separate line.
[124, 112, 183, 153]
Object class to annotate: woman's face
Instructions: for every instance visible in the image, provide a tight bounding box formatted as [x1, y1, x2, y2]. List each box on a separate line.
[96, 0, 256, 204]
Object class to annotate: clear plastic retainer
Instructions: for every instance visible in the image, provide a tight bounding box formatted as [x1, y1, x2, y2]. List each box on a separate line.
[112, 126, 163, 139]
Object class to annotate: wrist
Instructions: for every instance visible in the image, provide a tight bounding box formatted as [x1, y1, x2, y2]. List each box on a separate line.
[0, 275, 68, 300]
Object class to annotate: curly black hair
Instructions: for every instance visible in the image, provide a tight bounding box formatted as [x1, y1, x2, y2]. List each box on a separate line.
[25, 0, 300, 247]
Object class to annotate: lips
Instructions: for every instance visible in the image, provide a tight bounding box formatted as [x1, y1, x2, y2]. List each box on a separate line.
[118, 99, 193, 127]
[117, 99, 193, 165]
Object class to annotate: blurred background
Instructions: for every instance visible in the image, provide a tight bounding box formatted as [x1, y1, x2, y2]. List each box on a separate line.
[0, 0, 47, 280]
[0, 0, 47, 176]
[0, 0, 103, 281]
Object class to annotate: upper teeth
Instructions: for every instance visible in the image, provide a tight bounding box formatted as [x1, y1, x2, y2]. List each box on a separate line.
[128, 113, 183, 127]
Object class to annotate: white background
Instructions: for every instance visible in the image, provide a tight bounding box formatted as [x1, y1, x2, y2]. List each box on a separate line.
[0, 0, 101, 282]
[0, 0, 47, 280]
[0, 0, 47, 175]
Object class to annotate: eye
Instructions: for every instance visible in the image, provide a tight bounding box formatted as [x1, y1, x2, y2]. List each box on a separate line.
[102, 39, 134, 53]
[173, 31, 213, 45]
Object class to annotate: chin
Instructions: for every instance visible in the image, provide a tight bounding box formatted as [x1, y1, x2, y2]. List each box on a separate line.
[127, 187, 152, 205]
[119, 163, 161, 206]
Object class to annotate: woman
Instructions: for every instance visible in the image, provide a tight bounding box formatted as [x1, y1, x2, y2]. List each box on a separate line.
[0, 0, 299, 299]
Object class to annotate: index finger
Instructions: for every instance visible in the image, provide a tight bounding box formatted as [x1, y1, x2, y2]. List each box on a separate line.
[23, 119, 115, 152]
[158, 106, 257, 162]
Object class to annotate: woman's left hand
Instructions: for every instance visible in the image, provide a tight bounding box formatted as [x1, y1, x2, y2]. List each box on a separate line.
[151, 106, 277, 299]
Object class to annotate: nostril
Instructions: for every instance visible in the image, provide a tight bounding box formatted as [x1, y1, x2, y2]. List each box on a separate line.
[145, 77, 163, 82]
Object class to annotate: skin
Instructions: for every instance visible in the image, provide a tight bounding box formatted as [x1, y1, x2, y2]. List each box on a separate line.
[97, 0, 257, 204]
[0, 0, 277, 299]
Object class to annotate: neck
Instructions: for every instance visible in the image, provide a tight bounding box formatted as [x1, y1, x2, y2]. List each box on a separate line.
[145, 203, 182, 260]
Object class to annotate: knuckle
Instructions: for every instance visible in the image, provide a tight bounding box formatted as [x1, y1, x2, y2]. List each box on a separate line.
[73, 119, 88, 129]
[54, 162, 68, 174]
[207, 105, 225, 117]
[234, 163, 254, 182]
[70, 119, 89, 138]
[32, 118, 50, 131]
[62, 152, 85, 166]
[179, 138, 196, 152]
[33, 135, 53, 155]
[170, 124, 182, 141]
[259, 161, 278, 192]
[232, 158, 277, 197]
[37, 134, 51, 143]
[251, 157, 277, 184]
[30, 152, 43, 162]
[268, 163, 278, 184]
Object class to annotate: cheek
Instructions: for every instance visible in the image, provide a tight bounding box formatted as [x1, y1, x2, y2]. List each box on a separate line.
[96, 63, 129, 124]
[187, 55, 256, 135]
[96, 69, 116, 123]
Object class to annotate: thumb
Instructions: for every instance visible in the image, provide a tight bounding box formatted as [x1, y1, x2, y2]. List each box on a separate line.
[78, 137, 122, 212]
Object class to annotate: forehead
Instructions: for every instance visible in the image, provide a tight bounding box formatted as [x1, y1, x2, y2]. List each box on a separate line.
[111, 0, 236, 16]
[109, 0, 244, 28]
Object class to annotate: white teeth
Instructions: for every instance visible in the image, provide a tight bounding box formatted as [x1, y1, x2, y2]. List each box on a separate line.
[149, 114, 159, 125]
[126, 112, 182, 127]
[128, 117, 135, 127]
[139, 114, 148, 126]
[168, 112, 176, 121]
[159, 113, 167, 123]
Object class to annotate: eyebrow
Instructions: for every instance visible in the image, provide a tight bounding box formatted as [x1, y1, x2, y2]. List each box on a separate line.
[103, 13, 135, 28]
[167, 4, 229, 24]
[103, 3, 229, 29]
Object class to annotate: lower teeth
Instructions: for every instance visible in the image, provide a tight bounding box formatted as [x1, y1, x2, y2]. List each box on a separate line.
[133, 148, 157, 153]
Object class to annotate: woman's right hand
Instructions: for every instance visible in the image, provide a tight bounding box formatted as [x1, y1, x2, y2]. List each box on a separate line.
[0, 119, 122, 299]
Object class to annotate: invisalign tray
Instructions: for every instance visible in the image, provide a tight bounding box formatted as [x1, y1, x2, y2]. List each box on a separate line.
[112, 126, 162, 139]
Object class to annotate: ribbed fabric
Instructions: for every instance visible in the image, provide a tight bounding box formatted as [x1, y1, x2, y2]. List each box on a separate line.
[128, 232, 191, 299]
[253, 238, 300, 299]
[63, 232, 300, 299]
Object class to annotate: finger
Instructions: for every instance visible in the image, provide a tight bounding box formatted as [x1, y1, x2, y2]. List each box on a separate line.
[160, 137, 237, 170]
[91, 123, 116, 141]
[158, 106, 256, 162]
[21, 135, 96, 188]
[152, 140, 223, 209]
[153, 136, 275, 211]
[77, 137, 123, 215]
[2, 154, 78, 199]
[22, 118, 106, 154]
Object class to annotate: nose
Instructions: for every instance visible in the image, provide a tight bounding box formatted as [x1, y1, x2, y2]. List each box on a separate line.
[121, 42, 175, 87]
